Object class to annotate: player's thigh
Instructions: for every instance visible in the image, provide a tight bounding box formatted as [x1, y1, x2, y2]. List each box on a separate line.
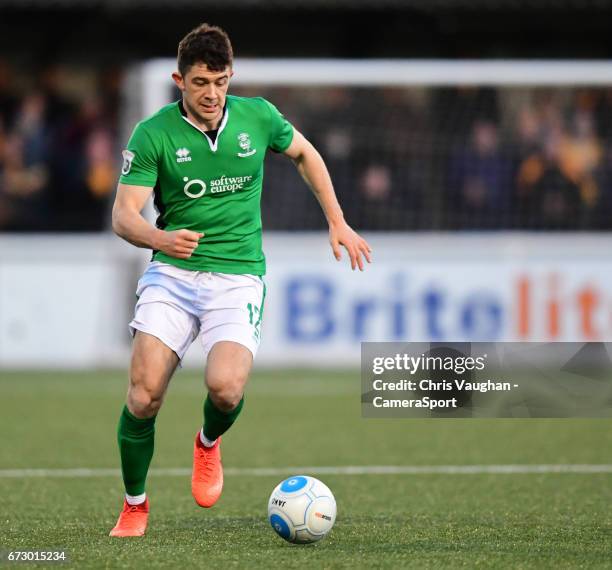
[205, 341, 253, 410]
[127, 331, 180, 416]
[130, 330, 180, 391]
[128, 285, 199, 415]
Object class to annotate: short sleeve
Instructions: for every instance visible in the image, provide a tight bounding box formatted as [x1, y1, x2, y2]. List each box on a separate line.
[264, 99, 294, 153]
[119, 122, 159, 187]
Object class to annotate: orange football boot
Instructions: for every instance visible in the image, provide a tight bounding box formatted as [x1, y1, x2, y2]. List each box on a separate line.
[192, 433, 223, 507]
[109, 498, 149, 537]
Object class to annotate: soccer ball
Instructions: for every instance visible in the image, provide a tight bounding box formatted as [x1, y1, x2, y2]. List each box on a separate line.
[267, 475, 336, 544]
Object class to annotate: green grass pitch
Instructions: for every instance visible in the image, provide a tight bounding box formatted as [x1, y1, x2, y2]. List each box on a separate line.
[1, 369, 612, 568]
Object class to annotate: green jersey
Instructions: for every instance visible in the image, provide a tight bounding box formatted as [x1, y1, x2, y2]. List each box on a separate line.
[119, 95, 294, 275]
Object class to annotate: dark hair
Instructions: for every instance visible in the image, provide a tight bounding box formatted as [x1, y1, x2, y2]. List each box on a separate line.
[177, 23, 233, 76]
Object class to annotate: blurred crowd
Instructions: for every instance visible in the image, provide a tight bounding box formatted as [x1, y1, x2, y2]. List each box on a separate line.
[436, 87, 612, 230]
[0, 62, 119, 231]
[257, 85, 612, 231]
[2, 64, 612, 232]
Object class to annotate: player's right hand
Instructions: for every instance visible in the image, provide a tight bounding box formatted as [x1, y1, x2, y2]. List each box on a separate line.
[155, 229, 204, 259]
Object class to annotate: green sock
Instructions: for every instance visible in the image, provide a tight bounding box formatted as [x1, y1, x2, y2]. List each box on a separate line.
[117, 405, 156, 496]
[203, 395, 244, 441]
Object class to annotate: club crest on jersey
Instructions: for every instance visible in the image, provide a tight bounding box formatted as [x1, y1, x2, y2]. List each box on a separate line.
[237, 133, 256, 158]
[176, 147, 192, 163]
[121, 150, 135, 175]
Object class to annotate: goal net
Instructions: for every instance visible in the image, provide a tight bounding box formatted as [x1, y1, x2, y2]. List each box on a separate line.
[123, 59, 612, 232]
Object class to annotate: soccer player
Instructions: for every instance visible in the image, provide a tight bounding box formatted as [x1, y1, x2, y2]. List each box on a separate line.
[109, 23, 371, 537]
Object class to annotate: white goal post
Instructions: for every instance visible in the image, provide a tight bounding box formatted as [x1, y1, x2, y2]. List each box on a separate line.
[134, 58, 612, 119]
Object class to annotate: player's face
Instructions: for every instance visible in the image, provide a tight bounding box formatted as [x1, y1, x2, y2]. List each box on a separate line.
[173, 63, 233, 128]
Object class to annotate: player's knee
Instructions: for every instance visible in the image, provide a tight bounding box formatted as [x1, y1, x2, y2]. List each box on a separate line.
[207, 377, 245, 412]
[217, 392, 243, 412]
[128, 386, 163, 417]
[127, 383, 164, 417]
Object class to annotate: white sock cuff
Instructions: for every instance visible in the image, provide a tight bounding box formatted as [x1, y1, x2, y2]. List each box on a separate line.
[125, 492, 146, 505]
[199, 427, 217, 448]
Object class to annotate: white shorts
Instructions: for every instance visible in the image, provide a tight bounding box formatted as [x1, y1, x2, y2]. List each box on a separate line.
[129, 261, 266, 362]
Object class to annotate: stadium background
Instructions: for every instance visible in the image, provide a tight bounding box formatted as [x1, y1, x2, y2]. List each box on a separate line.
[2, 1, 612, 567]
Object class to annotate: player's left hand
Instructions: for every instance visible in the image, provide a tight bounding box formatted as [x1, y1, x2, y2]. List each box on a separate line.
[329, 220, 372, 271]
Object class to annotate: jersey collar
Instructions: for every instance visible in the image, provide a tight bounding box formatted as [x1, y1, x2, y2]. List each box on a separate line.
[178, 100, 229, 153]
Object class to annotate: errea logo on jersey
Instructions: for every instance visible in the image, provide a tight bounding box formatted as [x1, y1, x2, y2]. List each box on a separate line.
[176, 147, 192, 163]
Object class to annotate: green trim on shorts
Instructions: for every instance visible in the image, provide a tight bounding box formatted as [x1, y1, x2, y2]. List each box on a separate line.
[255, 278, 266, 329]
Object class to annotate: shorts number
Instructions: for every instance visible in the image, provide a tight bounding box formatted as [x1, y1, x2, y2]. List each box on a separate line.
[247, 280, 266, 341]
[247, 302, 261, 327]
